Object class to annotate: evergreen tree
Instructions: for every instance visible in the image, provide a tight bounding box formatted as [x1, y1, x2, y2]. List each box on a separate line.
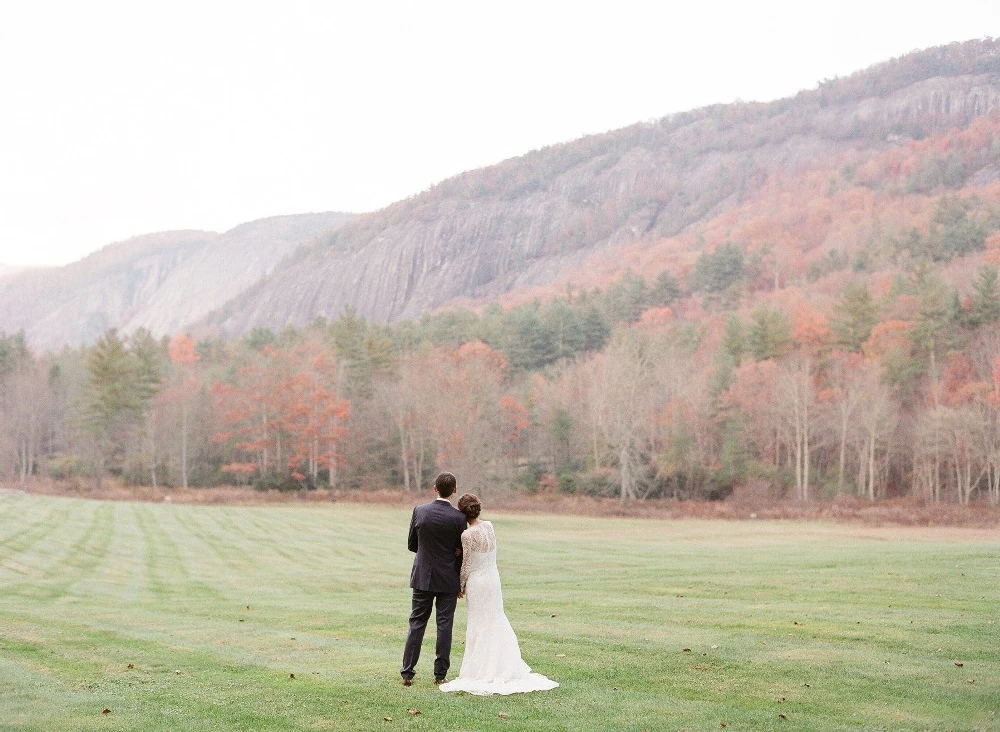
[927, 195, 988, 261]
[691, 242, 745, 293]
[604, 270, 649, 322]
[246, 327, 277, 351]
[542, 299, 586, 362]
[649, 270, 682, 306]
[503, 303, 556, 370]
[831, 282, 879, 351]
[331, 308, 396, 398]
[721, 315, 746, 366]
[748, 306, 791, 361]
[580, 299, 612, 352]
[129, 329, 166, 406]
[84, 330, 154, 485]
[909, 262, 963, 360]
[966, 265, 1000, 327]
[0, 330, 28, 375]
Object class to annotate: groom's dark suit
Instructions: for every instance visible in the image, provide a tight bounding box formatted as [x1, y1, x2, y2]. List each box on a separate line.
[400, 497, 467, 682]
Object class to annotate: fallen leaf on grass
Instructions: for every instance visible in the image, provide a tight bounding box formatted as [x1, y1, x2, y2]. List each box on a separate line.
[102, 709, 111, 715]
[239, 619, 245, 623]
[967, 679, 975, 684]
[550, 614, 557, 618]
[682, 648, 691, 652]
[793, 621, 800, 625]
[556, 653, 566, 658]
[954, 662, 964, 667]
[408, 708, 420, 715]
[383, 716, 393, 722]
[779, 713, 787, 720]
[289, 673, 296, 679]
[711, 644, 719, 649]
[174, 670, 182, 675]
[126, 664, 134, 669]
[246, 605, 251, 610]
[720, 723, 727, 728]
[498, 712, 508, 719]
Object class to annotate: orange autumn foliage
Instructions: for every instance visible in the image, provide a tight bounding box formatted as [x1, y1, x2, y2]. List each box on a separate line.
[863, 320, 911, 360]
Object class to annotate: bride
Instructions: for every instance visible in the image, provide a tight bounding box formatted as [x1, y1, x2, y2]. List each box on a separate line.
[439, 493, 558, 696]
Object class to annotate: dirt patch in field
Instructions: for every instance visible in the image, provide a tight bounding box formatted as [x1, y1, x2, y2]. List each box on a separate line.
[7, 478, 1000, 529]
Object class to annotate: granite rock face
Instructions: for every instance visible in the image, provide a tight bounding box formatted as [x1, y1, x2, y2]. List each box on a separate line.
[210, 67, 1000, 336]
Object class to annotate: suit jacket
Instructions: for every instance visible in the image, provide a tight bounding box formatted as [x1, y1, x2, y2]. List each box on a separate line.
[408, 499, 467, 593]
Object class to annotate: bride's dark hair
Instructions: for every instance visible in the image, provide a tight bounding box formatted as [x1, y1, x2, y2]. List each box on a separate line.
[457, 492, 481, 521]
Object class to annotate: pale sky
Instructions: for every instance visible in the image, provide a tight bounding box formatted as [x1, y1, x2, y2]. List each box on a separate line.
[0, 0, 997, 267]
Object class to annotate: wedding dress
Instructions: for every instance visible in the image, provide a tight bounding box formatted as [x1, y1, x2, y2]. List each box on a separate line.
[439, 521, 558, 695]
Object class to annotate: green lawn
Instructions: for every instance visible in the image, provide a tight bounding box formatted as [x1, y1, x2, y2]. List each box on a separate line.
[0, 494, 996, 731]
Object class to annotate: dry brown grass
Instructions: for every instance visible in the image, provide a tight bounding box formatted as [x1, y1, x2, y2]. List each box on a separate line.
[7, 477, 1000, 528]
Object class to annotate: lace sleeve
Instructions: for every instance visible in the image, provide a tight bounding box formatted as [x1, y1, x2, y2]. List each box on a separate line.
[459, 530, 472, 593]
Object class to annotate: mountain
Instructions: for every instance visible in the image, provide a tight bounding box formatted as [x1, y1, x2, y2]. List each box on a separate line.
[204, 39, 1000, 337]
[5, 39, 1000, 351]
[0, 212, 352, 350]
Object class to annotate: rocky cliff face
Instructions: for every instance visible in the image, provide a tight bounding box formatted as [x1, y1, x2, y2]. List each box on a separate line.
[6, 40, 1000, 349]
[0, 213, 351, 350]
[208, 41, 1000, 336]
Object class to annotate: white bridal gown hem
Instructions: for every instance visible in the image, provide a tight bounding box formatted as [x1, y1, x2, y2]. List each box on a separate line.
[439, 521, 558, 696]
[439, 673, 559, 696]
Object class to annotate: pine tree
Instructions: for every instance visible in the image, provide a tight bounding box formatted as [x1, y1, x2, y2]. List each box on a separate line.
[691, 242, 745, 293]
[721, 315, 746, 366]
[966, 265, 1000, 327]
[748, 306, 791, 361]
[909, 262, 962, 359]
[650, 270, 682, 306]
[831, 282, 878, 351]
[84, 329, 152, 487]
[542, 299, 586, 362]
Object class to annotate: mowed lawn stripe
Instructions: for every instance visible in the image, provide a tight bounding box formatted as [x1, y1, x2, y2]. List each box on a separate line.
[0, 500, 76, 579]
[0, 494, 996, 731]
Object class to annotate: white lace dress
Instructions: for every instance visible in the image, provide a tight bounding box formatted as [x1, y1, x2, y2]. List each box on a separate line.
[439, 521, 558, 696]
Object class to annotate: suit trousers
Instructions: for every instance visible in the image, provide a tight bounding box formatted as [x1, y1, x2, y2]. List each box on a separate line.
[400, 589, 458, 680]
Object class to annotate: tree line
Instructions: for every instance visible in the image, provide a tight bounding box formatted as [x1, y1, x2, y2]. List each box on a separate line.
[1, 257, 999, 506]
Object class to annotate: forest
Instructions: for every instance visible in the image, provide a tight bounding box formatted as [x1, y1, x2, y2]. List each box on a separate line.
[2, 245, 999, 506]
[4, 106, 1000, 507]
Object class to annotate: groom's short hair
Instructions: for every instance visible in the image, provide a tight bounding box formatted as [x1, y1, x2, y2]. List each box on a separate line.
[434, 472, 457, 498]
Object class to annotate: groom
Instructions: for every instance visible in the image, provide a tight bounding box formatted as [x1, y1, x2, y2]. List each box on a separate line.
[400, 472, 467, 686]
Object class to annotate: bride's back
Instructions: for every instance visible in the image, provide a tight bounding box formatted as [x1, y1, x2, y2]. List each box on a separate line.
[464, 521, 496, 554]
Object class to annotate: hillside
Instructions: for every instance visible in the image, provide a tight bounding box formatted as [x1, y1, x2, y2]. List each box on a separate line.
[205, 39, 1000, 337]
[0, 212, 352, 349]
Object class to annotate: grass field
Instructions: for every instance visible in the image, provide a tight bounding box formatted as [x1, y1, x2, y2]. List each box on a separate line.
[0, 493, 997, 731]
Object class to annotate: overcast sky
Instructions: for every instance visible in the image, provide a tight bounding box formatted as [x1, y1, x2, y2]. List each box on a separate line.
[0, 1, 997, 267]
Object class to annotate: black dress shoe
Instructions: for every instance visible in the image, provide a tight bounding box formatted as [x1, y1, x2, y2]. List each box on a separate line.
[401, 678, 413, 686]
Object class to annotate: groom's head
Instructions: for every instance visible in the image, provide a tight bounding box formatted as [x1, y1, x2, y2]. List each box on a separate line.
[434, 472, 457, 498]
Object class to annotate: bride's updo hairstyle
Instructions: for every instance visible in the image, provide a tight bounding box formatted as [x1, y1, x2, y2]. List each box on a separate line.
[458, 493, 481, 521]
